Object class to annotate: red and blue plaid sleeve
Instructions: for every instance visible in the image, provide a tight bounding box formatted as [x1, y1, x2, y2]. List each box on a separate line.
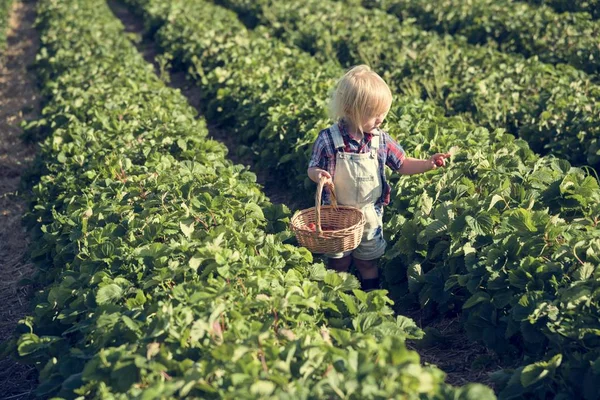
[383, 132, 406, 171]
[308, 130, 331, 171]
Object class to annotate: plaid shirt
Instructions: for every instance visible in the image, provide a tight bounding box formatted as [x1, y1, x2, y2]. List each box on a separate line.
[308, 121, 406, 209]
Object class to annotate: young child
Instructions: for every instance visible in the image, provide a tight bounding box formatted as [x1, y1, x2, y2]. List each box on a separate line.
[307, 65, 450, 291]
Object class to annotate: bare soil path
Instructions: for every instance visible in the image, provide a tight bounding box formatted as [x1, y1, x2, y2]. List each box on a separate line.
[0, 0, 41, 399]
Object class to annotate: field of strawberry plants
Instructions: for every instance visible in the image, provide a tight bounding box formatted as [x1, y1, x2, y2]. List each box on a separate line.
[217, 0, 600, 172]
[521, 0, 600, 18]
[119, 0, 600, 398]
[2, 0, 599, 398]
[360, 0, 600, 77]
[2, 0, 497, 398]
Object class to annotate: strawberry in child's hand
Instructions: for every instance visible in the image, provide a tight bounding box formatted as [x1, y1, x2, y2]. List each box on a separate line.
[433, 146, 460, 168]
[430, 154, 447, 168]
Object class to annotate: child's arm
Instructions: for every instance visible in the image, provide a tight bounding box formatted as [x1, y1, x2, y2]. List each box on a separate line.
[397, 153, 450, 175]
[382, 132, 449, 176]
[307, 131, 334, 185]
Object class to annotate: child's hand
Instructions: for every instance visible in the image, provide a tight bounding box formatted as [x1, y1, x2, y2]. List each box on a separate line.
[429, 153, 451, 169]
[308, 167, 334, 185]
[318, 171, 334, 187]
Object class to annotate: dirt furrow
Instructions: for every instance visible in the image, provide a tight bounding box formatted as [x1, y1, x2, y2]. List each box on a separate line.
[0, 0, 41, 398]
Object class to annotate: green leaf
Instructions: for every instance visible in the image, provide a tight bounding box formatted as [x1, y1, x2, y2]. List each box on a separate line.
[189, 255, 203, 271]
[466, 213, 493, 236]
[491, 290, 513, 309]
[488, 194, 505, 211]
[62, 373, 83, 391]
[97, 284, 124, 305]
[250, 380, 275, 395]
[520, 354, 562, 388]
[180, 218, 195, 238]
[111, 361, 139, 392]
[328, 328, 352, 345]
[190, 320, 208, 342]
[396, 316, 423, 340]
[507, 209, 537, 233]
[463, 292, 490, 309]
[573, 262, 594, 281]
[423, 220, 447, 241]
[122, 316, 140, 333]
[245, 203, 264, 220]
[338, 292, 358, 315]
[454, 383, 496, 400]
[420, 193, 433, 215]
[353, 312, 380, 333]
[324, 271, 344, 287]
[17, 334, 58, 357]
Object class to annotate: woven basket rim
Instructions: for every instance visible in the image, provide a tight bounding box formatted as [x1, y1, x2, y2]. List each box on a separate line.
[290, 177, 366, 252]
[290, 205, 365, 235]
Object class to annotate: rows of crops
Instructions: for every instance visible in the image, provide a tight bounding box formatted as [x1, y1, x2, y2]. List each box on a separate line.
[215, 0, 600, 172]
[520, 0, 600, 19]
[6, 0, 498, 398]
[0, 0, 12, 49]
[358, 0, 600, 77]
[117, 0, 600, 398]
[4, 0, 600, 398]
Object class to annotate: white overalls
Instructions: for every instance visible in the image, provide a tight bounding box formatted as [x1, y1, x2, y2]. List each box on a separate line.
[327, 123, 387, 260]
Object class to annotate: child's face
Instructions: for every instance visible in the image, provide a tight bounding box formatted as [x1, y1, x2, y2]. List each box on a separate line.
[361, 112, 387, 133]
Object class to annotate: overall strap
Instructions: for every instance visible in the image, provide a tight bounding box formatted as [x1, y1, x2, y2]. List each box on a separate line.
[369, 131, 380, 159]
[329, 123, 345, 151]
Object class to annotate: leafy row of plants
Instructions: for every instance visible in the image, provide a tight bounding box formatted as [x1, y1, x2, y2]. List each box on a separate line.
[385, 129, 600, 399]
[3, 0, 496, 398]
[519, 0, 600, 19]
[0, 0, 12, 51]
[357, 0, 600, 77]
[124, 0, 600, 397]
[215, 0, 600, 172]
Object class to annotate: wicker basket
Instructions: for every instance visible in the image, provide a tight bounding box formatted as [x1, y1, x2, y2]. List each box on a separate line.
[290, 176, 365, 254]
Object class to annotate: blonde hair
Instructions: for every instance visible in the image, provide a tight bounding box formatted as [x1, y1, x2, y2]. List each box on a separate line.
[329, 65, 392, 134]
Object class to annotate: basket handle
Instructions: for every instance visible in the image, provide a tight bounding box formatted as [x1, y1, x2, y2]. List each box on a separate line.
[315, 175, 337, 235]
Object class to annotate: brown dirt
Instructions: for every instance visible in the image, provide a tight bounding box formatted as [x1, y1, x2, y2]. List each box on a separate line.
[107, 0, 304, 211]
[0, 0, 41, 399]
[404, 311, 504, 389]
